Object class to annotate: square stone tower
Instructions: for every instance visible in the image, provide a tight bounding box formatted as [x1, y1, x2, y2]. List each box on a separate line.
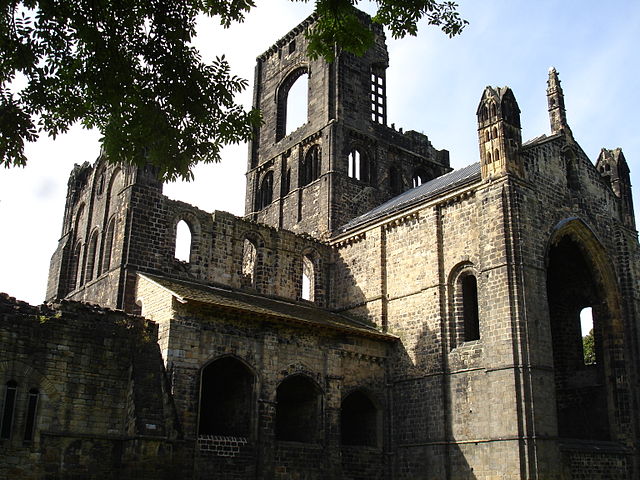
[244, 12, 451, 239]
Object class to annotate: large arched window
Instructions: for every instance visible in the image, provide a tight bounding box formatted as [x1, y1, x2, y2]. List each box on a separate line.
[257, 171, 274, 210]
[198, 357, 254, 437]
[300, 145, 320, 187]
[546, 232, 614, 440]
[341, 390, 379, 447]
[0, 380, 17, 439]
[276, 67, 309, 140]
[276, 375, 321, 443]
[175, 220, 192, 262]
[285, 74, 308, 135]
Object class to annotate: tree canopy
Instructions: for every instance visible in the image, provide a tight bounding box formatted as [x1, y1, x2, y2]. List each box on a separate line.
[583, 328, 595, 365]
[0, 0, 466, 180]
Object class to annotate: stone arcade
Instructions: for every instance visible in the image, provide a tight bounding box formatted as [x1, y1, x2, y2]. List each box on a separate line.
[2, 11, 640, 480]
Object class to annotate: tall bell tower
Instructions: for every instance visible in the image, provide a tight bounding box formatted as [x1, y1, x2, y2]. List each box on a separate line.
[244, 11, 451, 239]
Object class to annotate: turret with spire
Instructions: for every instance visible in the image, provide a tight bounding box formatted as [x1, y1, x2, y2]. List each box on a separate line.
[547, 67, 572, 136]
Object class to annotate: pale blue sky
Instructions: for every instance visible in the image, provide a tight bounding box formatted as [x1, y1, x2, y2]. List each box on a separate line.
[1, 0, 639, 305]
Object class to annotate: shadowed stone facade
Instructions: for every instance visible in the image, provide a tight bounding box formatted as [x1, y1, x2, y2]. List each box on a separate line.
[2, 10, 639, 480]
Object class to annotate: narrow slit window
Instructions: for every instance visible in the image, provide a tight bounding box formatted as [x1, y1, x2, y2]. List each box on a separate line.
[85, 231, 99, 282]
[68, 242, 82, 292]
[24, 389, 39, 442]
[242, 239, 257, 287]
[1, 381, 17, 440]
[412, 168, 428, 188]
[302, 255, 314, 301]
[462, 275, 480, 341]
[102, 218, 116, 272]
[257, 171, 274, 210]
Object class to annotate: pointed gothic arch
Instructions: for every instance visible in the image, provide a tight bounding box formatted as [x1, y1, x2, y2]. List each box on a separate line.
[545, 218, 626, 440]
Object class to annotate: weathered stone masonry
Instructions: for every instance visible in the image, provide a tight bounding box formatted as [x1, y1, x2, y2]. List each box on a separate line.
[5, 9, 640, 480]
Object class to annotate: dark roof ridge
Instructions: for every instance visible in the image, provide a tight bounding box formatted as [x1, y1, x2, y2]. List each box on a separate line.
[336, 162, 481, 234]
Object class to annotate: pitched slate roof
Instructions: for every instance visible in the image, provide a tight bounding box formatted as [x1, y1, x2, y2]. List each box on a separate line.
[337, 162, 481, 234]
[138, 273, 394, 340]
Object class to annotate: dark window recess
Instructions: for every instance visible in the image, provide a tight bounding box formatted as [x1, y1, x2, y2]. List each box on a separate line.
[198, 357, 254, 436]
[301, 146, 320, 186]
[24, 389, 39, 442]
[341, 391, 378, 447]
[462, 275, 480, 341]
[257, 171, 274, 210]
[1, 381, 17, 439]
[102, 218, 116, 272]
[68, 242, 82, 292]
[85, 231, 99, 281]
[389, 167, 402, 195]
[276, 375, 320, 442]
[282, 168, 291, 196]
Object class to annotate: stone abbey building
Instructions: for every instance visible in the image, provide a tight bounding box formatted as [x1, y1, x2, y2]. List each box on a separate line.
[2, 11, 640, 480]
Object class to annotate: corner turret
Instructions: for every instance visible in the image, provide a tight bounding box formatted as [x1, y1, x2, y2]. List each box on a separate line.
[477, 86, 522, 179]
[596, 148, 635, 228]
[547, 67, 572, 136]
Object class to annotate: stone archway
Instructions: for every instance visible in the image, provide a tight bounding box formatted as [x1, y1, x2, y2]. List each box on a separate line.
[546, 219, 624, 440]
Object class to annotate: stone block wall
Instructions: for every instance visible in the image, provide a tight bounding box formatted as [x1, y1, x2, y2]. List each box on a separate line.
[0, 293, 181, 480]
[136, 275, 392, 479]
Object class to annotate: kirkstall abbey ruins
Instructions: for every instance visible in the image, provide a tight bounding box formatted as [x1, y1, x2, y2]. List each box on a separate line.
[2, 10, 640, 480]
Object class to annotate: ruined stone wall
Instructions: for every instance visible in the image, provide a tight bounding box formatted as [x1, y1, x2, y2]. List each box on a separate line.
[48, 152, 335, 312]
[46, 155, 162, 311]
[136, 275, 391, 480]
[0, 294, 181, 480]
